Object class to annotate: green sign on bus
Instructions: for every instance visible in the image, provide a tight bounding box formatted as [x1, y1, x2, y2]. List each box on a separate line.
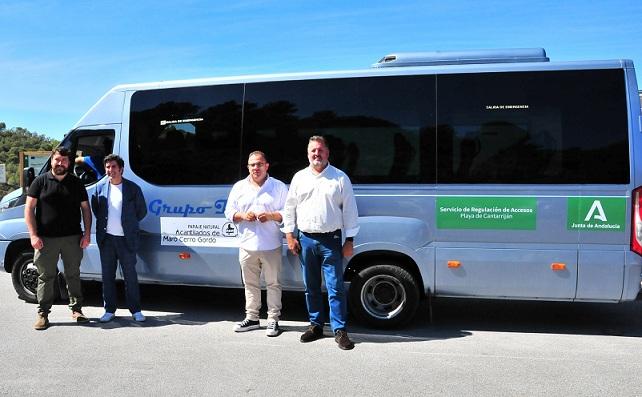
[436, 197, 537, 230]
[567, 197, 625, 232]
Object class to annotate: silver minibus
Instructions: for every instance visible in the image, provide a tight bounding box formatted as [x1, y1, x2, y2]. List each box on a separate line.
[2, 48, 641, 328]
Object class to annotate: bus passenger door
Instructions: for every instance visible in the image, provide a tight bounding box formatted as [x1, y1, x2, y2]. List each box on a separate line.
[134, 186, 244, 287]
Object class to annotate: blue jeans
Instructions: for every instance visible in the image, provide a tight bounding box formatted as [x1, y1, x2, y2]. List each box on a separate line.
[100, 234, 142, 314]
[298, 230, 347, 332]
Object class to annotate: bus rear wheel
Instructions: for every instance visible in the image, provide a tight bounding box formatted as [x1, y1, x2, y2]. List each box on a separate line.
[349, 264, 420, 328]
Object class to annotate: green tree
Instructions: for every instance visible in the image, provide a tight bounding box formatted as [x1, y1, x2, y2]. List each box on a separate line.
[0, 122, 60, 197]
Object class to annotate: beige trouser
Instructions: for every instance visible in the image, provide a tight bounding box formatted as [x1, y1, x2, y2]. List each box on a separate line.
[239, 247, 282, 322]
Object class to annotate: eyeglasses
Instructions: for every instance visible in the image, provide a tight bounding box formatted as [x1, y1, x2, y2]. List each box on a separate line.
[247, 162, 265, 168]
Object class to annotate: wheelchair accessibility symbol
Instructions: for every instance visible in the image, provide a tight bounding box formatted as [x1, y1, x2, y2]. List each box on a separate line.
[222, 222, 238, 237]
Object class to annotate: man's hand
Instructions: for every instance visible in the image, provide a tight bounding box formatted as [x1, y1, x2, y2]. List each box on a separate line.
[256, 212, 271, 223]
[30, 235, 43, 250]
[80, 233, 90, 249]
[242, 211, 257, 222]
[286, 233, 300, 256]
[342, 240, 354, 258]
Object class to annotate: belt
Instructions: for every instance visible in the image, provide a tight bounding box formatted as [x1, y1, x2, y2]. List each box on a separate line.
[301, 230, 340, 237]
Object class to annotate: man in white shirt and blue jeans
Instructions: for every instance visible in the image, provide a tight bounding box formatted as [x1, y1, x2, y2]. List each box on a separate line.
[284, 136, 359, 350]
[225, 151, 288, 337]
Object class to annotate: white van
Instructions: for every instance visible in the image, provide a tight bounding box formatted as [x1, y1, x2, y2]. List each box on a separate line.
[2, 48, 641, 328]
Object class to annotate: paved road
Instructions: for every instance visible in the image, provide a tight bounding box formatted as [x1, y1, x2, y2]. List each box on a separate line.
[1, 271, 642, 396]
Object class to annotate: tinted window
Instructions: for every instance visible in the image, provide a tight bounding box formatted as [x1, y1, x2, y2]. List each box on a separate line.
[49, 129, 115, 185]
[437, 70, 629, 183]
[129, 85, 243, 185]
[74, 131, 115, 185]
[243, 76, 436, 183]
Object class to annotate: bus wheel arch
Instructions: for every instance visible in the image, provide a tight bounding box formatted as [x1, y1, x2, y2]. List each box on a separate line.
[5, 239, 63, 304]
[346, 251, 423, 328]
[4, 239, 32, 274]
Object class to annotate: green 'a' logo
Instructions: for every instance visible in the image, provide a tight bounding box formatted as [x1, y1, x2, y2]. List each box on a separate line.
[567, 197, 625, 232]
[584, 200, 608, 222]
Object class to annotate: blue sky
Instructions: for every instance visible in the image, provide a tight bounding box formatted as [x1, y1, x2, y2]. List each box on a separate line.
[1, 0, 641, 140]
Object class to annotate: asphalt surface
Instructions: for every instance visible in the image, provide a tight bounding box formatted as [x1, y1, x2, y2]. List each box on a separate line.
[2, 271, 642, 396]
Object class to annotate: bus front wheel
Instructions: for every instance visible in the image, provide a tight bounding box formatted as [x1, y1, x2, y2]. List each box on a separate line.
[349, 264, 420, 328]
[11, 252, 38, 303]
[10, 252, 64, 304]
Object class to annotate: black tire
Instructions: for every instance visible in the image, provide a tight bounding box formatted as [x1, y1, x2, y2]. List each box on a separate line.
[349, 264, 420, 328]
[11, 252, 38, 303]
[10, 252, 62, 303]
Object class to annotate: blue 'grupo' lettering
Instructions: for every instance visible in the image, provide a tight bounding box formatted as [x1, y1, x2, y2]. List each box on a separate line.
[148, 199, 215, 217]
[214, 199, 226, 214]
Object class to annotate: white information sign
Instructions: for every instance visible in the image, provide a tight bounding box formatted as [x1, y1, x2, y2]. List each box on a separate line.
[0, 164, 5, 184]
[160, 217, 240, 248]
[26, 155, 49, 171]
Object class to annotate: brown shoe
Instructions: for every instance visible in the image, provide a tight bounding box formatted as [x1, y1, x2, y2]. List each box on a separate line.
[72, 311, 89, 323]
[335, 329, 354, 350]
[34, 313, 49, 330]
[300, 325, 324, 343]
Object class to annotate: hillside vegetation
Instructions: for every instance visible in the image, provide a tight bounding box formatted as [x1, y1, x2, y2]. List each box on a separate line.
[0, 122, 60, 197]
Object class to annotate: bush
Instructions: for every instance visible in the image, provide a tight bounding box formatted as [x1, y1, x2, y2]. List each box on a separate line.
[0, 123, 60, 197]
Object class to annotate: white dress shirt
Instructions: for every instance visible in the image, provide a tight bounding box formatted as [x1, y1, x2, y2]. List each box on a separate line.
[224, 175, 288, 251]
[283, 164, 359, 237]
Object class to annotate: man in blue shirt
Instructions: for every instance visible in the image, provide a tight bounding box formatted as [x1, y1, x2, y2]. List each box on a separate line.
[75, 155, 105, 179]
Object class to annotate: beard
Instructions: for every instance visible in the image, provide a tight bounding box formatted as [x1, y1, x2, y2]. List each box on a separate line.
[310, 158, 327, 168]
[52, 165, 68, 176]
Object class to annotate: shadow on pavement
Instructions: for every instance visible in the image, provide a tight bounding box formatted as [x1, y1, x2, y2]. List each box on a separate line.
[77, 281, 642, 338]
[428, 297, 642, 337]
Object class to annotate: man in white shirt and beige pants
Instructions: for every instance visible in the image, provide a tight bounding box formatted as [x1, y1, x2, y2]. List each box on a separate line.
[225, 151, 288, 337]
[284, 136, 359, 350]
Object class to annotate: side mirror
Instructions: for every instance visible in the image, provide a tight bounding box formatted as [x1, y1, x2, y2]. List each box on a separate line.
[23, 167, 35, 188]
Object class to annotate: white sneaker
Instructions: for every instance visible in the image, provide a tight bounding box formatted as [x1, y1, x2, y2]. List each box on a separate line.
[132, 312, 146, 322]
[99, 312, 115, 323]
[266, 320, 279, 337]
